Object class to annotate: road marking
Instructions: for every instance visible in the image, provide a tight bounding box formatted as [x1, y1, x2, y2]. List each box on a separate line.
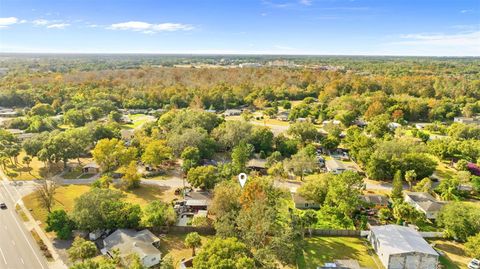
[0, 247, 7, 264]
[0, 179, 46, 269]
[20, 258, 24, 264]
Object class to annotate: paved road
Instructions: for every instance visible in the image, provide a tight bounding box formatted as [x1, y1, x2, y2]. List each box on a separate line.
[0, 181, 49, 269]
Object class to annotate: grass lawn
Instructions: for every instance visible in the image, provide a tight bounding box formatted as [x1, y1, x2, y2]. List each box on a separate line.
[121, 114, 155, 129]
[4, 151, 46, 180]
[297, 237, 383, 269]
[428, 239, 471, 269]
[159, 234, 212, 268]
[434, 159, 457, 180]
[23, 184, 179, 227]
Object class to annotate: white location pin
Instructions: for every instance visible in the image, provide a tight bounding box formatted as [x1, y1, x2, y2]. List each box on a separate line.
[238, 173, 248, 188]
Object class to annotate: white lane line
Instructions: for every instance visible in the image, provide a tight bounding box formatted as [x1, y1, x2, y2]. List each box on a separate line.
[1, 180, 46, 269]
[0, 247, 7, 264]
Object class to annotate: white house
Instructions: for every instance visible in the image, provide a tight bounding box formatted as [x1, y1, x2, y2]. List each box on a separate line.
[369, 225, 439, 269]
[404, 192, 445, 220]
[103, 229, 161, 268]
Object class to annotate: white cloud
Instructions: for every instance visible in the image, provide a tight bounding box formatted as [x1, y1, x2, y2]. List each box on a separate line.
[46, 23, 70, 29]
[398, 31, 480, 47]
[33, 19, 50, 26]
[0, 17, 19, 28]
[109, 21, 194, 34]
[299, 0, 312, 5]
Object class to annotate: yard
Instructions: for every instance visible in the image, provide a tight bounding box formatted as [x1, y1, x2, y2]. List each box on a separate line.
[428, 239, 471, 269]
[4, 151, 51, 180]
[159, 234, 212, 268]
[297, 237, 383, 269]
[23, 184, 179, 227]
[120, 113, 156, 129]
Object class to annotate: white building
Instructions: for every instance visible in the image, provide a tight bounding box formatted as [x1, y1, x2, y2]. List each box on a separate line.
[369, 225, 439, 269]
[404, 192, 445, 220]
[325, 159, 346, 174]
[102, 229, 161, 268]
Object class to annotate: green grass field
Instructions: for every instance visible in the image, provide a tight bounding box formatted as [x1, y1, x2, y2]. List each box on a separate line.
[297, 237, 382, 269]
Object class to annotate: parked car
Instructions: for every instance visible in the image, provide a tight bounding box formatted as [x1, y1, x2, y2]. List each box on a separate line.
[468, 259, 480, 269]
[0, 203, 7, 209]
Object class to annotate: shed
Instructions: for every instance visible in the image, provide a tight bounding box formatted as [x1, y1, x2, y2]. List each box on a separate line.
[82, 162, 100, 174]
[247, 158, 268, 173]
[369, 225, 439, 269]
[184, 191, 212, 211]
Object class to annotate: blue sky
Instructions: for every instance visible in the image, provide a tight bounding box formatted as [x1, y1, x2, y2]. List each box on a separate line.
[0, 0, 479, 56]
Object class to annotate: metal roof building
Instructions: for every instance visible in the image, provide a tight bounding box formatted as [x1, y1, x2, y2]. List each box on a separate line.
[369, 225, 439, 269]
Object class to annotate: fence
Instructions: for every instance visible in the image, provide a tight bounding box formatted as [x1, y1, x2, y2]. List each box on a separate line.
[306, 229, 362, 237]
[146, 226, 216, 235]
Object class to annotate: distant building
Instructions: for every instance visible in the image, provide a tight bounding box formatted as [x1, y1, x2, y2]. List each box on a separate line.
[292, 193, 320, 210]
[388, 122, 402, 130]
[454, 117, 480, 125]
[277, 111, 290, 121]
[247, 158, 268, 173]
[102, 229, 161, 268]
[0, 108, 18, 117]
[369, 225, 439, 269]
[82, 162, 100, 174]
[239, 63, 262, 68]
[404, 192, 445, 220]
[325, 159, 346, 174]
[223, 109, 242, 116]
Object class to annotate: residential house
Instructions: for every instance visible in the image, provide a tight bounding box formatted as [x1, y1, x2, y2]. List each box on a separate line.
[360, 194, 389, 209]
[292, 193, 320, 210]
[369, 225, 439, 269]
[247, 158, 268, 173]
[403, 192, 445, 220]
[223, 109, 242, 116]
[325, 159, 346, 174]
[185, 191, 212, 212]
[102, 229, 161, 268]
[277, 111, 290, 121]
[454, 117, 480, 125]
[82, 162, 101, 174]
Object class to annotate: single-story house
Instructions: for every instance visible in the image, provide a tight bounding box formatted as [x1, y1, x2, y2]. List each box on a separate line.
[277, 111, 290, 121]
[369, 225, 439, 269]
[388, 122, 402, 130]
[292, 193, 320, 209]
[247, 158, 268, 173]
[360, 194, 389, 209]
[454, 117, 480, 125]
[223, 109, 242, 116]
[0, 108, 18, 117]
[185, 191, 212, 212]
[403, 192, 445, 220]
[102, 229, 161, 268]
[82, 162, 101, 174]
[325, 159, 346, 174]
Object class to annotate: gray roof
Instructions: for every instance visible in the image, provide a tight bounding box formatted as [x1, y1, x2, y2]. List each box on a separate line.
[405, 192, 444, 212]
[185, 191, 212, 207]
[360, 194, 389, 205]
[370, 225, 438, 256]
[83, 162, 100, 169]
[247, 158, 267, 169]
[103, 229, 161, 259]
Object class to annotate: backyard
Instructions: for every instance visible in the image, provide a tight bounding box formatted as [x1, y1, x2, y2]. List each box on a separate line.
[297, 237, 383, 269]
[428, 239, 471, 269]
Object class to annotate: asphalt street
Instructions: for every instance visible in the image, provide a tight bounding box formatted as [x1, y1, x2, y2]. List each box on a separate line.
[0, 181, 49, 269]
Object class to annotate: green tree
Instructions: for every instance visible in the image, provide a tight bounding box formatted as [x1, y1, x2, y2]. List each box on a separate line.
[284, 148, 317, 180]
[287, 121, 318, 143]
[212, 121, 252, 150]
[435, 177, 461, 201]
[193, 237, 254, 269]
[141, 140, 172, 167]
[302, 210, 318, 237]
[45, 209, 75, 239]
[124, 253, 146, 269]
[437, 202, 480, 241]
[231, 142, 254, 174]
[404, 170, 417, 191]
[119, 161, 141, 190]
[181, 146, 201, 172]
[68, 237, 97, 262]
[185, 232, 202, 256]
[142, 201, 176, 227]
[92, 138, 137, 172]
[187, 165, 218, 190]
[391, 170, 404, 199]
[392, 201, 423, 225]
[413, 177, 433, 193]
[465, 233, 480, 259]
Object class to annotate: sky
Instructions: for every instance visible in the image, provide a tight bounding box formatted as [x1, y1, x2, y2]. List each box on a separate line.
[0, 0, 479, 56]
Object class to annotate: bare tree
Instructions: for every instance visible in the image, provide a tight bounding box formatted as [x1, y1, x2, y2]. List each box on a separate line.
[36, 176, 58, 213]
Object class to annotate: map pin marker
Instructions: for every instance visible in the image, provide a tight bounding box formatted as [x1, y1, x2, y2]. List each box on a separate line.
[238, 173, 248, 188]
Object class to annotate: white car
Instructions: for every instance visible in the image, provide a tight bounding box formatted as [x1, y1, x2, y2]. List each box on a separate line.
[468, 258, 480, 269]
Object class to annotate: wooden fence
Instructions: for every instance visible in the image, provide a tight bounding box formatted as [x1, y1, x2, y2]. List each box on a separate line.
[306, 229, 362, 237]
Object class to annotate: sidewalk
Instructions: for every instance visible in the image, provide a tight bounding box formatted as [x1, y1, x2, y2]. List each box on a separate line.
[0, 169, 67, 269]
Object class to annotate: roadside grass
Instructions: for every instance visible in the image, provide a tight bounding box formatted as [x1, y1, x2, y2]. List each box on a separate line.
[428, 239, 471, 269]
[4, 151, 45, 180]
[23, 184, 178, 227]
[253, 118, 290, 126]
[297, 237, 382, 269]
[159, 234, 212, 268]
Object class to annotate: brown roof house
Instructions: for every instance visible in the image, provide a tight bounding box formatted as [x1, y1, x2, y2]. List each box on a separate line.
[82, 162, 100, 174]
[403, 192, 445, 220]
[102, 229, 161, 268]
[360, 194, 389, 209]
[292, 193, 320, 210]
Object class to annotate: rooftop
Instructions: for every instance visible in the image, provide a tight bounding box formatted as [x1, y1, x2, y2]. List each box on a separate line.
[370, 225, 438, 256]
[405, 192, 444, 212]
[103, 229, 161, 259]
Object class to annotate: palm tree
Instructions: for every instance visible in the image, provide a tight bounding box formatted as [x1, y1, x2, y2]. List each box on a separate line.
[184, 232, 202, 256]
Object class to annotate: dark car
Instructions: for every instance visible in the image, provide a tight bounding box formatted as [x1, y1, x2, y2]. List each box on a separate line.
[0, 203, 7, 209]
